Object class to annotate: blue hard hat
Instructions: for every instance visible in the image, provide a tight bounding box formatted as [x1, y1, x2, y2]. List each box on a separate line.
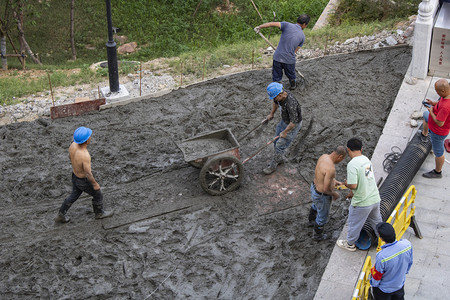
[267, 82, 283, 100]
[73, 126, 92, 144]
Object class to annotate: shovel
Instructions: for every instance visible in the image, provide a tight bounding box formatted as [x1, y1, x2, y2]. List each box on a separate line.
[238, 118, 269, 142]
[255, 29, 277, 50]
[242, 136, 279, 164]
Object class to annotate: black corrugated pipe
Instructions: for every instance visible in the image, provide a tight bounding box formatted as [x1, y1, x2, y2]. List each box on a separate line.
[355, 131, 432, 250]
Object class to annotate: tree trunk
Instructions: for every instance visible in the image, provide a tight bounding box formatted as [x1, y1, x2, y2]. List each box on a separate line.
[18, 6, 25, 53]
[70, 0, 76, 60]
[13, 10, 42, 65]
[1, 35, 7, 70]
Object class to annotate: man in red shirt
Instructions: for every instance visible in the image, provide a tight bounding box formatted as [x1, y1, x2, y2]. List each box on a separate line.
[420, 79, 450, 178]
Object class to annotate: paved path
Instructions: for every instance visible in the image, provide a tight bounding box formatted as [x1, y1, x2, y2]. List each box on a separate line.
[314, 69, 450, 299]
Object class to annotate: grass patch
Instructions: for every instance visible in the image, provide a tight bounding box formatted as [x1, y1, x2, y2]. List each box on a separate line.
[0, 61, 144, 106]
[0, 67, 100, 106]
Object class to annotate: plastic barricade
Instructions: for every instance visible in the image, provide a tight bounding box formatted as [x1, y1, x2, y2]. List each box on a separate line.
[377, 185, 422, 252]
[351, 256, 372, 300]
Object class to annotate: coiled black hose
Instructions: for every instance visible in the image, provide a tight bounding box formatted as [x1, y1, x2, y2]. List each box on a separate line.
[355, 132, 431, 249]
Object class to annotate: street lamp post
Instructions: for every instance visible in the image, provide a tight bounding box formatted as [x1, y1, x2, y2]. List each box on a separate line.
[105, 0, 119, 93]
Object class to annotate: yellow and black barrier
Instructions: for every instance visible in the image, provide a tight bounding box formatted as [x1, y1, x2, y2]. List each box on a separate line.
[377, 185, 422, 252]
[352, 185, 422, 300]
[351, 256, 372, 300]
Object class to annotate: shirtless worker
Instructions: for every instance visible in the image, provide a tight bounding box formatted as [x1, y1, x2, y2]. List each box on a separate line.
[55, 127, 113, 223]
[308, 145, 347, 240]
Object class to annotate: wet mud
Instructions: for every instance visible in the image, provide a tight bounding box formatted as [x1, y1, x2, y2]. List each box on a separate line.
[0, 46, 411, 299]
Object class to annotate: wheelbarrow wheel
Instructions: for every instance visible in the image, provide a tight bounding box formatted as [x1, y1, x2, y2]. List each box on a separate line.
[199, 154, 244, 196]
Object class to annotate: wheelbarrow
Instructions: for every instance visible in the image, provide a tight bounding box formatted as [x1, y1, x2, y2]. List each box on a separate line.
[176, 124, 277, 196]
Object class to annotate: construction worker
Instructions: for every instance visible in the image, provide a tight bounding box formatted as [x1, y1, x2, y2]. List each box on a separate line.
[309, 146, 347, 240]
[263, 82, 302, 175]
[254, 14, 310, 90]
[55, 126, 113, 223]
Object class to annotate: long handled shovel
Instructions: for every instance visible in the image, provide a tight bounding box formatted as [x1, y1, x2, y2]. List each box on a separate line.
[238, 118, 269, 142]
[242, 136, 279, 164]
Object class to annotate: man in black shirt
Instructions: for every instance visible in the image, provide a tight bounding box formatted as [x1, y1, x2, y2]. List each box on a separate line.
[264, 82, 303, 174]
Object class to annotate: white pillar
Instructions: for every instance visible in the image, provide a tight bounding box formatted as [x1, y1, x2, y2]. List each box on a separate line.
[411, 0, 438, 79]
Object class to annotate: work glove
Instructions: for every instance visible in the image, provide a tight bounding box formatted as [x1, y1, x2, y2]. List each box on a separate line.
[254, 27, 260, 34]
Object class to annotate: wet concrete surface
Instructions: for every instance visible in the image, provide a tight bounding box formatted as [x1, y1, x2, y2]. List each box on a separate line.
[0, 46, 411, 299]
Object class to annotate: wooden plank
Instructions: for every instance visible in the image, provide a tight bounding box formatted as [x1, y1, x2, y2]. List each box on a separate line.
[50, 98, 106, 119]
[3, 54, 27, 57]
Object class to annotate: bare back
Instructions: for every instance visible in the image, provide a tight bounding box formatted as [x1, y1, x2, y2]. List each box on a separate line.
[314, 154, 336, 194]
[68, 142, 91, 178]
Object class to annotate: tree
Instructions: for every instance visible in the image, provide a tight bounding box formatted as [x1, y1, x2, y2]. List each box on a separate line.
[0, 0, 25, 69]
[12, 7, 41, 65]
[70, 0, 76, 60]
[1, 0, 13, 70]
[4, 0, 42, 65]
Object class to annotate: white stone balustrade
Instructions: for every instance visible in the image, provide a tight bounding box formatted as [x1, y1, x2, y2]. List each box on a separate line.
[411, 0, 440, 79]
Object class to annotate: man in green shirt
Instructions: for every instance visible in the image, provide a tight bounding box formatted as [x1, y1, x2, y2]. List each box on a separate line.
[336, 138, 382, 251]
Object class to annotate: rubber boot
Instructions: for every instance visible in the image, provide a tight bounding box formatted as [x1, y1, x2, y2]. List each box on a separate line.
[275, 152, 286, 165]
[55, 212, 71, 223]
[289, 79, 296, 90]
[308, 207, 317, 227]
[95, 210, 114, 219]
[263, 157, 278, 175]
[313, 223, 328, 241]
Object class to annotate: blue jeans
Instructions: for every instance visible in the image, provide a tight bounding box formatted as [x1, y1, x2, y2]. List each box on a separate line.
[59, 173, 104, 215]
[272, 60, 296, 82]
[423, 110, 448, 157]
[310, 183, 332, 226]
[274, 120, 302, 155]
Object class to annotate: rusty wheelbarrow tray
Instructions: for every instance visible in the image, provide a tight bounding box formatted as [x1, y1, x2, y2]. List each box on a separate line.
[177, 127, 278, 196]
[177, 128, 243, 196]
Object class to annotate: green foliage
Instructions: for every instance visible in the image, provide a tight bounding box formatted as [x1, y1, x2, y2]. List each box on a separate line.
[331, 0, 420, 24]
[2, 0, 328, 65]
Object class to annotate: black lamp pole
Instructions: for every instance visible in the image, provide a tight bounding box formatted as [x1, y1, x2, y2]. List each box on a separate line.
[105, 0, 119, 93]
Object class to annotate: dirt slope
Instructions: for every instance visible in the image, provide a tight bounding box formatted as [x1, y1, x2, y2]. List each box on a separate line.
[0, 46, 411, 299]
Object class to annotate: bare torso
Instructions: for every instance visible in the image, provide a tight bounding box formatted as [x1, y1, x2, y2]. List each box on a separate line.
[314, 154, 336, 194]
[69, 142, 91, 178]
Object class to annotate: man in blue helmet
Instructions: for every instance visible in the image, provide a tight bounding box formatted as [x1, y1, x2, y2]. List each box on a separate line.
[255, 14, 309, 90]
[55, 126, 113, 223]
[263, 82, 302, 174]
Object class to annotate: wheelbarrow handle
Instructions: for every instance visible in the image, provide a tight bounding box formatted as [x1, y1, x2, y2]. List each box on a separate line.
[242, 136, 279, 165]
[238, 118, 269, 142]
